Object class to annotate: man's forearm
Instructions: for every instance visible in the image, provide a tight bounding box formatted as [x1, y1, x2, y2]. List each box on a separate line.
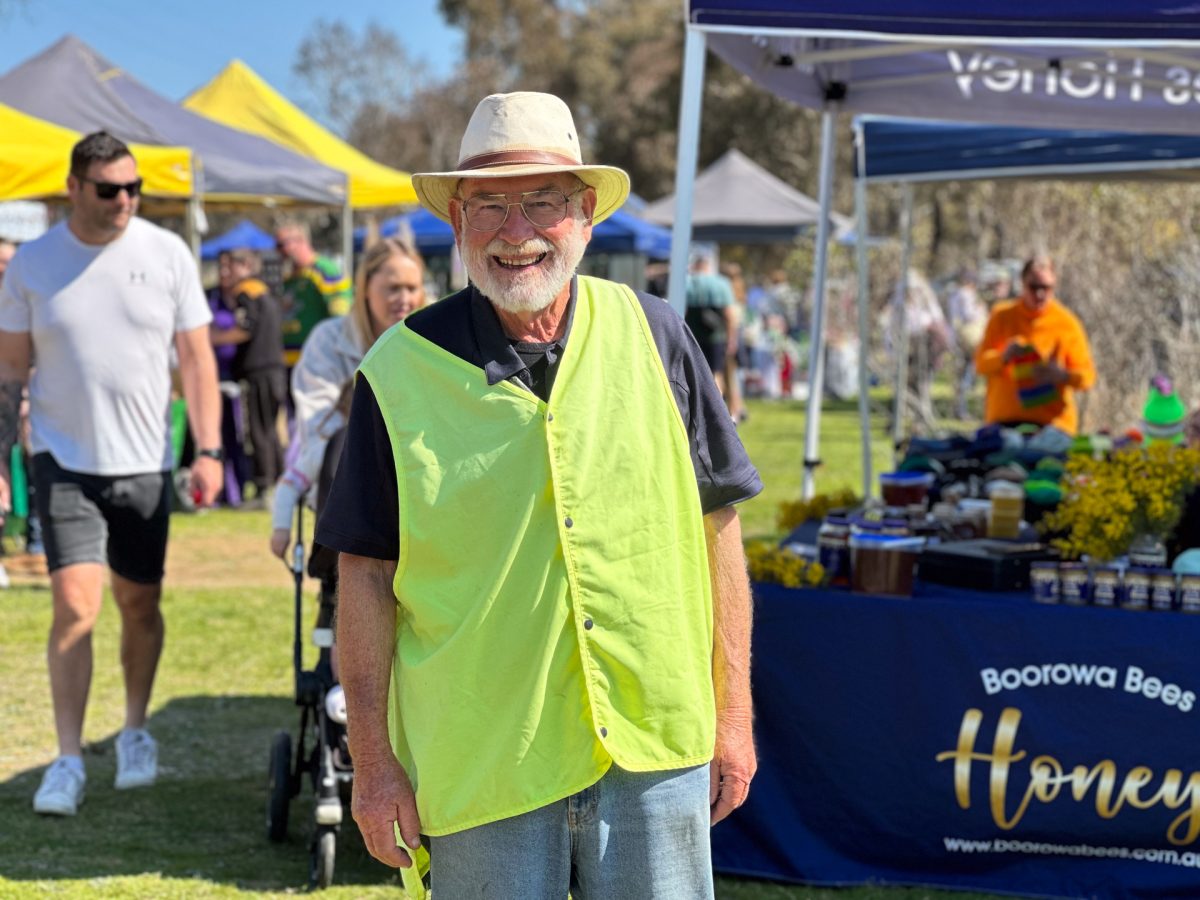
[705, 506, 753, 716]
[175, 327, 222, 451]
[181, 354, 221, 450]
[337, 553, 400, 764]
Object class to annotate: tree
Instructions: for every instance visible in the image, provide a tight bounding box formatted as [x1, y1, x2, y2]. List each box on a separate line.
[293, 19, 427, 137]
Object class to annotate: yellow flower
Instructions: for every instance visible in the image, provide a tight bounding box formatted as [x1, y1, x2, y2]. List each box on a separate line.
[1042, 444, 1200, 561]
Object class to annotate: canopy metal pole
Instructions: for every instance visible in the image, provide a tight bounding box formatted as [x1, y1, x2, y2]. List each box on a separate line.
[666, 26, 707, 318]
[185, 196, 201, 260]
[801, 102, 839, 500]
[184, 153, 204, 262]
[853, 125, 873, 500]
[341, 196, 354, 281]
[891, 182, 914, 449]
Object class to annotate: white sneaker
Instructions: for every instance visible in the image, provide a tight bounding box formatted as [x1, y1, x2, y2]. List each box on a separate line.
[115, 729, 158, 790]
[33, 757, 86, 815]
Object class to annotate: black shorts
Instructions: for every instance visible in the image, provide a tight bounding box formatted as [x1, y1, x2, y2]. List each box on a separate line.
[32, 453, 171, 584]
[698, 339, 728, 374]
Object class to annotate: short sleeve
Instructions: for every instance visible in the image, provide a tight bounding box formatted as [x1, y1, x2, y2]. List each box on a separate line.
[714, 277, 735, 308]
[170, 236, 212, 332]
[636, 292, 762, 513]
[0, 252, 32, 332]
[314, 375, 401, 560]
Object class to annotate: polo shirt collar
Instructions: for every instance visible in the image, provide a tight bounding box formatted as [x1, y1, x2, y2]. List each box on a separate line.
[471, 277, 578, 386]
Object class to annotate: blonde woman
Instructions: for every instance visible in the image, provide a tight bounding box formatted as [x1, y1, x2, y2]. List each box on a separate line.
[269, 239, 427, 558]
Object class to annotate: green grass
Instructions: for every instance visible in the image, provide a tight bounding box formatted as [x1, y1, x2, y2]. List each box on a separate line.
[736, 397, 895, 538]
[0, 398, 1007, 900]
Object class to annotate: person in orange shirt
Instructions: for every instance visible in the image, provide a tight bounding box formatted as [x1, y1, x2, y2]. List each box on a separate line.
[975, 256, 1095, 435]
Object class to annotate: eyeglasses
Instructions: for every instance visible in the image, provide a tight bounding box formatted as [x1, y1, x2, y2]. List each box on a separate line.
[1027, 282, 1054, 293]
[460, 188, 584, 232]
[81, 177, 143, 200]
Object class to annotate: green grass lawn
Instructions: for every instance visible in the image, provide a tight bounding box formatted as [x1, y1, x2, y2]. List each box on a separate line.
[736, 397, 896, 538]
[0, 397, 1007, 900]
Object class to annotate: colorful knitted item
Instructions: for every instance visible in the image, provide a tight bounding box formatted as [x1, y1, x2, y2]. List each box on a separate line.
[1142, 374, 1187, 444]
[1011, 345, 1059, 409]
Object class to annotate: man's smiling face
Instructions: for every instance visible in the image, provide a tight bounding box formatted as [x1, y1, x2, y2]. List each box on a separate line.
[450, 172, 595, 314]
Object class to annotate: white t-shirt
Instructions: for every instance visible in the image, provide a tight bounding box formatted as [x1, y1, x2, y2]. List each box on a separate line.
[0, 217, 212, 475]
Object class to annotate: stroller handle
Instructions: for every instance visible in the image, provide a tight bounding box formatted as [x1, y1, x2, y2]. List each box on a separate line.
[292, 502, 306, 576]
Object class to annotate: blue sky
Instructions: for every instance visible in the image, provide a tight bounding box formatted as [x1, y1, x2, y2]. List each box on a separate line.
[0, 0, 460, 130]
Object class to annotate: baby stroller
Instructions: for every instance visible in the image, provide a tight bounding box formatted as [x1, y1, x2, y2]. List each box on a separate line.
[265, 433, 354, 888]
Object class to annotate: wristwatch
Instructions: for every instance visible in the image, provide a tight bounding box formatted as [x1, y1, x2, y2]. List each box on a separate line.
[196, 447, 224, 462]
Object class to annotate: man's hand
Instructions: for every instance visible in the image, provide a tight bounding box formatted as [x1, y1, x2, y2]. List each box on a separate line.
[1030, 360, 1070, 386]
[352, 753, 423, 868]
[189, 455, 223, 507]
[709, 707, 757, 825]
[1001, 342, 1026, 364]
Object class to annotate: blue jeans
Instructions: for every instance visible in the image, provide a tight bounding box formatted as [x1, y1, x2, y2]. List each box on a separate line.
[429, 763, 714, 899]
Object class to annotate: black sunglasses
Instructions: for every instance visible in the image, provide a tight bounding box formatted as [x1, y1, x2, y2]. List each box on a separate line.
[81, 176, 143, 200]
[1027, 282, 1054, 292]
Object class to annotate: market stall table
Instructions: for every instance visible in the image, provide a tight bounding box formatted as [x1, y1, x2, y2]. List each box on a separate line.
[713, 581, 1200, 900]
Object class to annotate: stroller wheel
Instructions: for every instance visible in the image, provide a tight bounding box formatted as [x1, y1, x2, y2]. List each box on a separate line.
[310, 826, 336, 889]
[266, 730, 292, 842]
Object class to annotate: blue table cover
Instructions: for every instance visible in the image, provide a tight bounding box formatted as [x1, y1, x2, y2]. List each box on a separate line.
[712, 582, 1200, 899]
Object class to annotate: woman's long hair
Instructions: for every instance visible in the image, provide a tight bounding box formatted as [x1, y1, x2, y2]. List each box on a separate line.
[349, 237, 428, 352]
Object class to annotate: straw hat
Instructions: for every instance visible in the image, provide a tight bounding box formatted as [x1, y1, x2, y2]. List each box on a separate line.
[412, 92, 630, 226]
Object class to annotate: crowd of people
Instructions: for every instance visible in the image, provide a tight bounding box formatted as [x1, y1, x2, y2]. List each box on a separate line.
[679, 253, 808, 422]
[0, 130, 437, 820]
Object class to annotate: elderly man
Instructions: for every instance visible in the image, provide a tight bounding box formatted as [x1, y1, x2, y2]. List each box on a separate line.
[0, 132, 222, 816]
[975, 255, 1095, 434]
[316, 92, 761, 897]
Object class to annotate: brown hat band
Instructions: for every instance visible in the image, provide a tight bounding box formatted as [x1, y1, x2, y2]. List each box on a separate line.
[457, 149, 581, 171]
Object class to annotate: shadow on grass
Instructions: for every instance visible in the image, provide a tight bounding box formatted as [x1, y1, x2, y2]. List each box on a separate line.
[0, 695, 401, 892]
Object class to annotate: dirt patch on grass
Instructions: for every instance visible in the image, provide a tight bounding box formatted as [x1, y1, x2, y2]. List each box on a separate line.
[165, 508, 320, 590]
[4, 508, 322, 592]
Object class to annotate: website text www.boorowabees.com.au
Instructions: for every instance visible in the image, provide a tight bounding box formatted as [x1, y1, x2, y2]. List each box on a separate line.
[943, 837, 1200, 869]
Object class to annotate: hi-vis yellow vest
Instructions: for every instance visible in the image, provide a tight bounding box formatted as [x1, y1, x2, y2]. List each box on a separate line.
[358, 275, 715, 836]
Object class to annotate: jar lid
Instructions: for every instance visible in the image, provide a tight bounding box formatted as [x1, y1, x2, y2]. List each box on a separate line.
[849, 534, 926, 550]
[880, 471, 935, 485]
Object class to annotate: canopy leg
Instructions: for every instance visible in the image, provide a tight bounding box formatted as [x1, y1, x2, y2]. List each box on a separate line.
[666, 26, 707, 318]
[801, 103, 839, 500]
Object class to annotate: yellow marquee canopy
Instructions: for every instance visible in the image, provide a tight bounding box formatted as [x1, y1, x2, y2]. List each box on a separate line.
[0, 103, 194, 201]
[185, 60, 417, 209]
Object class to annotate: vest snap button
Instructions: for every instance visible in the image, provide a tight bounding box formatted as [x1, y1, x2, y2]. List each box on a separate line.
[564, 516, 573, 528]
[547, 412, 554, 422]
[584, 618, 593, 630]
[600, 726, 608, 738]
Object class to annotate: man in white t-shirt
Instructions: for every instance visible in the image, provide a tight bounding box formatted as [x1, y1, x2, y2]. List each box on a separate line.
[0, 132, 223, 816]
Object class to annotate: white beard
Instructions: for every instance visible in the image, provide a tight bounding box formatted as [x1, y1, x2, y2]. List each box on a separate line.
[459, 215, 588, 313]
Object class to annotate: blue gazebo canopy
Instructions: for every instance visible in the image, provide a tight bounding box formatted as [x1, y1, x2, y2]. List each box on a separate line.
[688, 2, 1200, 40]
[200, 220, 275, 260]
[858, 118, 1200, 183]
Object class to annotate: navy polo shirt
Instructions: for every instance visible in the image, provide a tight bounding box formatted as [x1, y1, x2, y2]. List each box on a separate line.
[316, 277, 763, 561]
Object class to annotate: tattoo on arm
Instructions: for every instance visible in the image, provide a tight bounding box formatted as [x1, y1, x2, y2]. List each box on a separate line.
[0, 379, 21, 461]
